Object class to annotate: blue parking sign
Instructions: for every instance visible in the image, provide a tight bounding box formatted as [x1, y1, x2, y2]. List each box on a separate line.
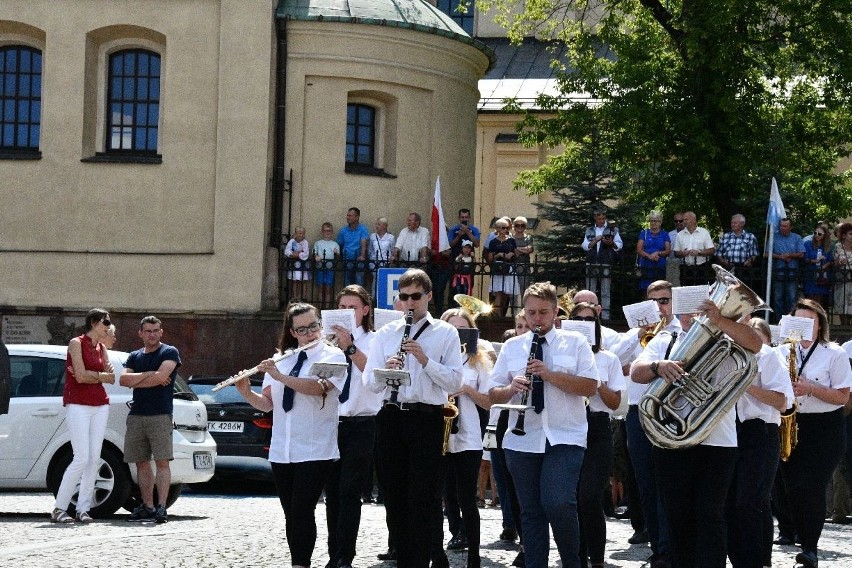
[376, 268, 408, 309]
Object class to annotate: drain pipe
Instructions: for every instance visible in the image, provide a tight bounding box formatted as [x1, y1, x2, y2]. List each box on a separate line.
[271, 17, 290, 248]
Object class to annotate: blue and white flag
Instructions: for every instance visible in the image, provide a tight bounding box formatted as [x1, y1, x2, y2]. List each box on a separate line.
[766, 177, 786, 229]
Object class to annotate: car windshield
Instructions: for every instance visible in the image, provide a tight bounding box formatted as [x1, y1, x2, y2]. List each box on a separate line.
[188, 382, 262, 405]
[173, 374, 199, 401]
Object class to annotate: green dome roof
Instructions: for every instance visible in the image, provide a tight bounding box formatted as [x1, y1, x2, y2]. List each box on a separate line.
[276, 0, 495, 68]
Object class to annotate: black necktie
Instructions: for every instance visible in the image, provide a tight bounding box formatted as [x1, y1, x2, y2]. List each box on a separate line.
[282, 351, 308, 412]
[338, 352, 353, 403]
[532, 337, 546, 414]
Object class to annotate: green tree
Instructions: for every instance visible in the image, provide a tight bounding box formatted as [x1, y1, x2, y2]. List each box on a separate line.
[479, 0, 852, 233]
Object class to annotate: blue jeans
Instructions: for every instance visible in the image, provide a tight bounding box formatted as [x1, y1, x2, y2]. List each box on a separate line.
[626, 406, 670, 558]
[506, 443, 584, 568]
[771, 270, 798, 321]
[343, 258, 366, 286]
[490, 447, 516, 531]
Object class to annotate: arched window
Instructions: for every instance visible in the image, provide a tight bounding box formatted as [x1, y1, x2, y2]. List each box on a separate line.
[346, 103, 375, 167]
[437, 0, 474, 35]
[107, 49, 160, 153]
[0, 45, 42, 154]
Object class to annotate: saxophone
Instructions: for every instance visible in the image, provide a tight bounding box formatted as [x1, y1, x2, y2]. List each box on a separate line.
[441, 395, 460, 455]
[779, 338, 799, 462]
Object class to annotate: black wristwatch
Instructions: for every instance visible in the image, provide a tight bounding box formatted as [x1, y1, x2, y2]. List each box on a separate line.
[344, 344, 357, 356]
[650, 361, 660, 376]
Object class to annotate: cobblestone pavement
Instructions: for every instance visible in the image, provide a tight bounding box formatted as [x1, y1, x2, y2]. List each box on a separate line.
[0, 490, 850, 568]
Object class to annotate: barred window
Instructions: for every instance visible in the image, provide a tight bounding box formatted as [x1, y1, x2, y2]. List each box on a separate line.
[0, 45, 42, 153]
[346, 103, 375, 167]
[107, 49, 160, 153]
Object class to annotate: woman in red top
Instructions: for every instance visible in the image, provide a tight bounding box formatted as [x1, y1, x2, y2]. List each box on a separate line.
[51, 308, 115, 523]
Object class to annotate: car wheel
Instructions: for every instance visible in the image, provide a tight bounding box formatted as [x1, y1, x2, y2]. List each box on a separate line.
[47, 444, 133, 518]
[123, 483, 183, 512]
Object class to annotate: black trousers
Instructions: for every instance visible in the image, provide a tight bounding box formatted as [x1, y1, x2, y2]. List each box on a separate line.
[726, 420, 779, 568]
[578, 412, 613, 566]
[654, 444, 737, 568]
[325, 417, 376, 565]
[377, 406, 444, 568]
[270, 460, 333, 567]
[444, 449, 483, 557]
[779, 409, 847, 552]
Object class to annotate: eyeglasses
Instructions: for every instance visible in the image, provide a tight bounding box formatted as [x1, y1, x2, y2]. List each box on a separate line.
[398, 292, 425, 302]
[674, 219, 684, 223]
[514, 223, 526, 227]
[101, 319, 112, 327]
[570, 316, 597, 322]
[496, 226, 509, 230]
[814, 232, 825, 236]
[649, 297, 671, 305]
[293, 322, 321, 336]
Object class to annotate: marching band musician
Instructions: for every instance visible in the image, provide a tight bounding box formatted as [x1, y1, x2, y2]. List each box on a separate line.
[726, 318, 792, 568]
[235, 302, 346, 568]
[631, 300, 762, 568]
[488, 282, 599, 568]
[568, 302, 626, 568]
[773, 299, 851, 568]
[363, 269, 464, 568]
[439, 308, 494, 568]
[324, 285, 380, 568]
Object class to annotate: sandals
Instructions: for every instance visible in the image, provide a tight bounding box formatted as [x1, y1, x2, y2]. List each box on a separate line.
[50, 508, 74, 524]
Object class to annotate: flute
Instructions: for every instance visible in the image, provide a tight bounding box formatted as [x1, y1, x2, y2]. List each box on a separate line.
[211, 337, 324, 391]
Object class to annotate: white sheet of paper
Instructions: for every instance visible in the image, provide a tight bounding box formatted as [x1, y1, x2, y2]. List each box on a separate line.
[769, 325, 782, 345]
[778, 315, 814, 342]
[672, 285, 710, 315]
[559, 320, 596, 345]
[374, 308, 405, 330]
[622, 300, 662, 329]
[321, 309, 356, 336]
[308, 362, 348, 380]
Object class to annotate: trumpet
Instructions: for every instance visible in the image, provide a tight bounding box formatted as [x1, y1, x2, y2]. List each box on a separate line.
[640, 316, 667, 348]
[211, 337, 324, 392]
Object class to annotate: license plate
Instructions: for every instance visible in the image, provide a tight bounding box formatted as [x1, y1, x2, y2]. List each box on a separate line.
[193, 452, 213, 470]
[208, 421, 245, 433]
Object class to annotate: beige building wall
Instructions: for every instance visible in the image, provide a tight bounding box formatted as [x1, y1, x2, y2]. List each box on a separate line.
[283, 21, 489, 243]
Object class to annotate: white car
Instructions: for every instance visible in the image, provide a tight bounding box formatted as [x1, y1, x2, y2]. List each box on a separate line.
[0, 344, 216, 516]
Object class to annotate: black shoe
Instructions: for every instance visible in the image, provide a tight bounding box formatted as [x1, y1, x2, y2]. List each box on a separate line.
[377, 549, 396, 561]
[154, 505, 167, 524]
[466, 553, 481, 568]
[446, 534, 469, 550]
[796, 550, 818, 568]
[774, 534, 796, 546]
[628, 530, 649, 544]
[431, 552, 450, 568]
[499, 527, 518, 542]
[511, 550, 525, 567]
[128, 505, 156, 522]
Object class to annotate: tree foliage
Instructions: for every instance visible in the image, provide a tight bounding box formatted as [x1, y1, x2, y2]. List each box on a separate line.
[478, 0, 852, 234]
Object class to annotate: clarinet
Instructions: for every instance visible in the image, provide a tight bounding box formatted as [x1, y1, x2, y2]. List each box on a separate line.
[511, 325, 543, 436]
[386, 310, 414, 407]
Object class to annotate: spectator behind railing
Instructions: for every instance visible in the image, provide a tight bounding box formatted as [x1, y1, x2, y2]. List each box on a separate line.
[313, 222, 340, 308]
[833, 222, 852, 325]
[803, 222, 833, 309]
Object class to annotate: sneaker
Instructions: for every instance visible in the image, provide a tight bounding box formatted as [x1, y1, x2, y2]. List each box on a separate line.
[50, 508, 74, 524]
[128, 505, 156, 522]
[75, 511, 94, 523]
[154, 505, 168, 524]
[499, 527, 518, 542]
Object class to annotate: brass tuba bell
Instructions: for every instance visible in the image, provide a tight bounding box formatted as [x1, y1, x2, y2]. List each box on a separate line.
[454, 294, 492, 319]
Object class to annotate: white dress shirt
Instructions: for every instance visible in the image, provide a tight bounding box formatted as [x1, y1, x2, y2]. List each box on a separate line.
[369, 232, 395, 264]
[395, 227, 430, 261]
[588, 349, 627, 414]
[633, 329, 737, 447]
[773, 341, 852, 414]
[363, 313, 464, 404]
[735, 344, 793, 425]
[674, 226, 714, 265]
[338, 328, 383, 417]
[264, 342, 347, 463]
[448, 359, 491, 454]
[489, 327, 599, 453]
[626, 319, 683, 405]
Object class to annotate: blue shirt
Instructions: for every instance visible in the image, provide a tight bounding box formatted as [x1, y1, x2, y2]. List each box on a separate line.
[337, 223, 369, 259]
[448, 223, 481, 257]
[126, 343, 181, 416]
[773, 232, 805, 271]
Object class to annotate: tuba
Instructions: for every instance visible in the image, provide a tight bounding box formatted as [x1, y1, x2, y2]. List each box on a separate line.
[638, 265, 769, 449]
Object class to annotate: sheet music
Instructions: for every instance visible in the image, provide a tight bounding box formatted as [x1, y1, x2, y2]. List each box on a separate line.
[778, 315, 814, 342]
[672, 285, 710, 315]
[321, 309, 356, 335]
[622, 300, 661, 329]
[374, 308, 404, 330]
[559, 320, 596, 345]
[769, 325, 782, 345]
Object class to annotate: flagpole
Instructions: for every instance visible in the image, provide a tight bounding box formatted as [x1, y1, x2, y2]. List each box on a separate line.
[764, 229, 774, 322]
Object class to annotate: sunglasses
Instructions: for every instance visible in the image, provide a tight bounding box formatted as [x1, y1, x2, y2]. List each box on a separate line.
[570, 316, 597, 322]
[293, 321, 321, 336]
[649, 297, 671, 305]
[514, 223, 526, 227]
[398, 292, 425, 302]
[674, 219, 684, 223]
[814, 232, 825, 236]
[101, 319, 112, 327]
